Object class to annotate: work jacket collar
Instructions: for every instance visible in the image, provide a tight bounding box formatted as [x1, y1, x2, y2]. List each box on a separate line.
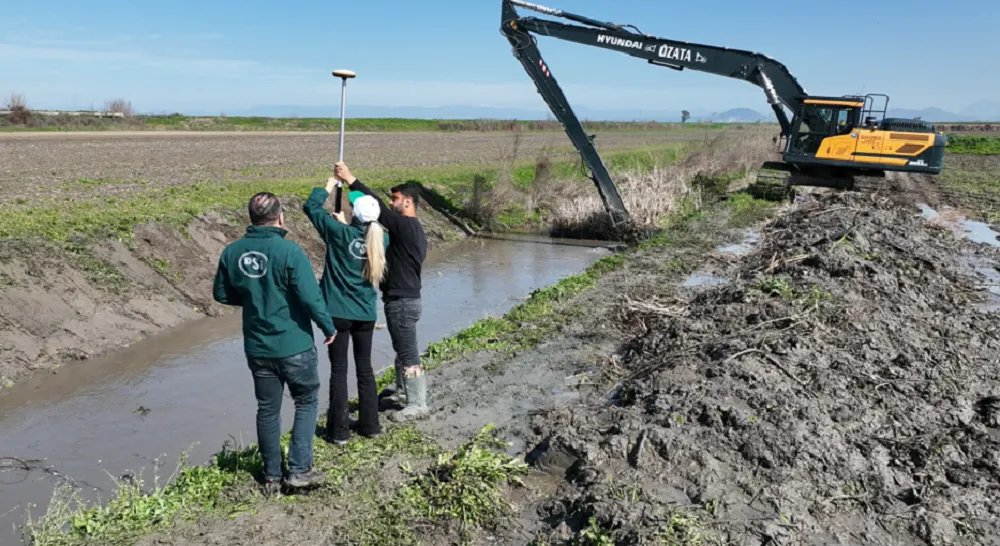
[245, 225, 288, 238]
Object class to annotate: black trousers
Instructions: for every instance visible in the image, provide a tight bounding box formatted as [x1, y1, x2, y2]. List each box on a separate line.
[326, 317, 379, 442]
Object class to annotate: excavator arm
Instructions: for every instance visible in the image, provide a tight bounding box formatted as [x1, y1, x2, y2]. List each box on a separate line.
[500, 0, 810, 223]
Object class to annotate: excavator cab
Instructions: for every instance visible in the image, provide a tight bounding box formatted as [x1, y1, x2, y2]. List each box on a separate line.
[786, 97, 864, 160]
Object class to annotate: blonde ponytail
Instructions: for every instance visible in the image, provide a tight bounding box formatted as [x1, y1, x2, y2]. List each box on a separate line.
[363, 222, 387, 287]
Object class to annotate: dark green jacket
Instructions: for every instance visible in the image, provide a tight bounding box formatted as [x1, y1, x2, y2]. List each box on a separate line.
[303, 187, 390, 322]
[212, 225, 335, 359]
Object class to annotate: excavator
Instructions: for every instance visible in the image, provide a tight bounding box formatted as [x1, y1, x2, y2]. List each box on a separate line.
[500, 0, 947, 225]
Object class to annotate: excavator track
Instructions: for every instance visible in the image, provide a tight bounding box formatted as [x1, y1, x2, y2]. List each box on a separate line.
[747, 162, 797, 201]
[746, 161, 889, 202]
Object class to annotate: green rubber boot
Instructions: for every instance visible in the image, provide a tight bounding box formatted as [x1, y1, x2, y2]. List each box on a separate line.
[383, 360, 407, 406]
[390, 366, 429, 422]
[379, 360, 406, 406]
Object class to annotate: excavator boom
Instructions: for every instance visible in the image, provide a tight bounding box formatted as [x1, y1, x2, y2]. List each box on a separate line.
[503, 0, 808, 135]
[501, 0, 631, 224]
[499, 0, 807, 225]
[500, 0, 944, 224]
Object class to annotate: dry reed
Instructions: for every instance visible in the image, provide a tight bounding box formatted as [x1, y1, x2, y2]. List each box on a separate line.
[548, 128, 776, 237]
[464, 129, 527, 228]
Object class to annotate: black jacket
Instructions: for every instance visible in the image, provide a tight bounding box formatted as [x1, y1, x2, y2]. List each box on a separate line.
[349, 179, 427, 298]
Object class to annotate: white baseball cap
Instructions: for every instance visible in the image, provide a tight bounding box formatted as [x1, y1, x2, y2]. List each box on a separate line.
[351, 194, 380, 224]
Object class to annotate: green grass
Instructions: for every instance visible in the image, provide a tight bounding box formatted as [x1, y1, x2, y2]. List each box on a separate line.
[76, 177, 131, 186]
[509, 146, 681, 188]
[0, 177, 318, 243]
[149, 258, 170, 275]
[25, 422, 438, 546]
[752, 274, 833, 313]
[945, 135, 1000, 155]
[358, 424, 529, 544]
[63, 243, 130, 293]
[26, 445, 260, 546]
[145, 115, 448, 132]
[575, 517, 616, 545]
[724, 192, 777, 228]
[25, 422, 526, 546]
[0, 144, 683, 244]
[1, 113, 748, 133]
[925, 160, 1000, 225]
[941, 168, 1000, 192]
[604, 146, 683, 172]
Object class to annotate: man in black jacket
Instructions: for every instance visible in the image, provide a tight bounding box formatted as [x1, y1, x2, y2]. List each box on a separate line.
[334, 161, 429, 421]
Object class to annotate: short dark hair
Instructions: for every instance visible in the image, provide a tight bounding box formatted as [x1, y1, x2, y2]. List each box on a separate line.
[248, 192, 282, 225]
[390, 181, 421, 209]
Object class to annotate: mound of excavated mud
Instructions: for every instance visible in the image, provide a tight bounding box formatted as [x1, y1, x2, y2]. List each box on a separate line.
[525, 192, 1000, 545]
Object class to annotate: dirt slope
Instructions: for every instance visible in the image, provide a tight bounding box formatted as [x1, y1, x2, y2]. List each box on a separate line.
[0, 194, 467, 392]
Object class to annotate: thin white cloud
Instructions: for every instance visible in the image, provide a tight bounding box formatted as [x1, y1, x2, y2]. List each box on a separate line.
[180, 33, 224, 40]
[0, 29, 768, 113]
[5, 31, 136, 49]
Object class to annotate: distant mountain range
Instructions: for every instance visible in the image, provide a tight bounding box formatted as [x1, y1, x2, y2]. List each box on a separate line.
[699, 104, 1000, 123]
[178, 100, 1000, 123]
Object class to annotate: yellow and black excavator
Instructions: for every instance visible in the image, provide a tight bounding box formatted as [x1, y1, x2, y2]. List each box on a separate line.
[500, 0, 947, 224]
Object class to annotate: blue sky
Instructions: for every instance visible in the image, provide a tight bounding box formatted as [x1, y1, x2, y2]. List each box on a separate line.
[2, 0, 997, 116]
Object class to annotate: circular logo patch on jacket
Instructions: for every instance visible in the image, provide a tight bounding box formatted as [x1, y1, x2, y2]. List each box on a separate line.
[238, 251, 269, 278]
[349, 238, 367, 260]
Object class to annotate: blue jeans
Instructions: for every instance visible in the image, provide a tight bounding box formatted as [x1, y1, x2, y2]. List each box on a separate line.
[247, 346, 320, 480]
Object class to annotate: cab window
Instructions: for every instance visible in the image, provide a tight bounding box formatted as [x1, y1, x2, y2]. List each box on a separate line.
[836, 108, 856, 134]
[793, 106, 835, 154]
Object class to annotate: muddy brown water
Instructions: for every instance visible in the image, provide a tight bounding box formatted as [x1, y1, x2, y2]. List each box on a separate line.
[0, 236, 612, 544]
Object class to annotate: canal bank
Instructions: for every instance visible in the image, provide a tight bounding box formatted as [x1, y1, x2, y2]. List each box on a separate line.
[0, 234, 614, 544]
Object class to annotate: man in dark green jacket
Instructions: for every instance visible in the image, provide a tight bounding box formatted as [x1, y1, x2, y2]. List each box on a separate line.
[213, 191, 336, 491]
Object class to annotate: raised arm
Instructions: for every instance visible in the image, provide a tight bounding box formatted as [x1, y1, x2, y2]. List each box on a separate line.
[302, 180, 350, 239]
[334, 162, 407, 232]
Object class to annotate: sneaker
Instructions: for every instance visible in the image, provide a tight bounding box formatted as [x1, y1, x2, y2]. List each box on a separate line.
[325, 427, 349, 445]
[261, 478, 281, 497]
[255, 473, 282, 497]
[285, 468, 325, 488]
[349, 418, 381, 439]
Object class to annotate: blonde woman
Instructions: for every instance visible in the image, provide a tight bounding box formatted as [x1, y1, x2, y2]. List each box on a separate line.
[303, 179, 389, 444]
